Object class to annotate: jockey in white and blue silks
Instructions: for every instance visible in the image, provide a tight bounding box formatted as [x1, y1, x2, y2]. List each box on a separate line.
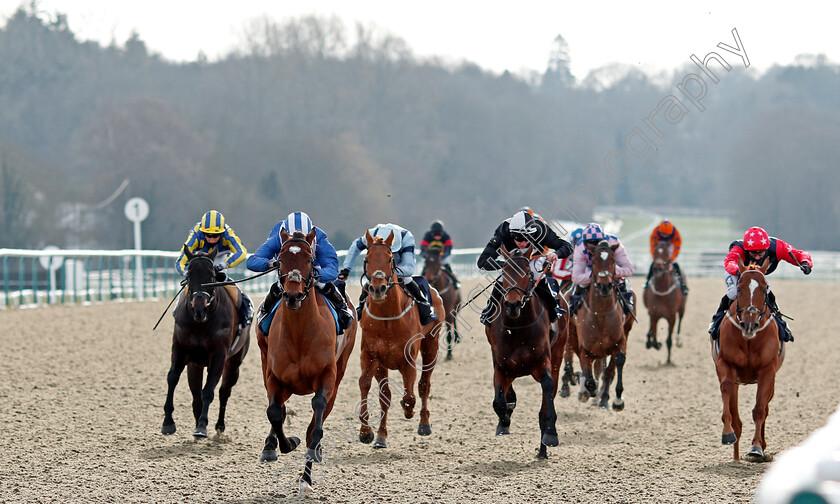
[246, 211, 353, 335]
[568, 223, 636, 316]
[337, 223, 437, 326]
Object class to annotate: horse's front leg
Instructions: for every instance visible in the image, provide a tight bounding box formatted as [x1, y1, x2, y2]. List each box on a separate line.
[599, 354, 617, 409]
[162, 345, 188, 435]
[358, 353, 376, 444]
[417, 324, 441, 436]
[300, 385, 332, 493]
[747, 366, 777, 462]
[665, 314, 676, 364]
[261, 379, 298, 463]
[492, 369, 514, 436]
[194, 350, 225, 438]
[578, 352, 597, 402]
[646, 313, 662, 350]
[534, 364, 559, 459]
[374, 367, 391, 448]
[715, 359, 741, 460]
[612, 342, 627, 411]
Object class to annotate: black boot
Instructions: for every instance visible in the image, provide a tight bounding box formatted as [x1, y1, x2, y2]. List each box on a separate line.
[618, 282, 634, 315]
[239, 291, 254, 329]
[766, 291, 793, 342]
[321, 282, 353, 334]
[708, 294, 732, 340]
[644, 263, 654, 289]
[258, 283, 282, 334]
[357, 289, 368, 320]
[536, 279, 562, 323]
[444, 264, 461, 289]
[404, 280, 437, 325]
[673, 262, 689, 295]
[568, 285, 585, 316]
[480, 282, 503, 326]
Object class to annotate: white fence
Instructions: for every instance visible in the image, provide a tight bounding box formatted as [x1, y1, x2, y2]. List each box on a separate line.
[1, 246, 838, 307]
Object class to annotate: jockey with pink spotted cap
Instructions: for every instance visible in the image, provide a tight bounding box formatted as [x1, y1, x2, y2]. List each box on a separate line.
[568, 223, 635, 316]
[708, 226, 813, 342]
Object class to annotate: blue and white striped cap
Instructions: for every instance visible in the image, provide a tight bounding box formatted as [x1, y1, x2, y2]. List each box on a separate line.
[280, 211, 313, 236]
[581, 223, 606, 242]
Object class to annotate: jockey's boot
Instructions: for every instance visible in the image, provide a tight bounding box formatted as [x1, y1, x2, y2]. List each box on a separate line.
[321, 282, 353, 334]
[480, 282, 503, 326]
[258, 283, 282, 334]
[536, 279, 563, 323]
[238, 290, 254, 332]
[618, 282, 634, 315]
[568, 285, 586, 316]
[444, 264, 461, 289]
[673, 262, 689, 295]
[708, 294, 732, 340]
[644, 263, 654, 290]
[356, 290, 368, 320]
[404, 280, 437, 326]
[766, 291, 793, 342]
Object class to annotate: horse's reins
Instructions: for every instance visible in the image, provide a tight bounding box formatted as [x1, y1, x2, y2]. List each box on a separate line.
[649, 261, 679, 296]
[730, 270, 773, 334]
[153, 255, 218, 330]
[361, 242, 414, 319]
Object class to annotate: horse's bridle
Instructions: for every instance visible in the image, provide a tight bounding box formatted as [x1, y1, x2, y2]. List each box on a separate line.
[502, 256, 538, 311]
[362, 242, 399, 294]
[649, 252, 678, 296]
[277, 237, 319, 303]
[186, 255, 217, 316]
[727, 271, 772, 334]
[424, 249, 452, 294]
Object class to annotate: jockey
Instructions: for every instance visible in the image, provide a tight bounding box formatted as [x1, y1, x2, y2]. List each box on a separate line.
[176, 210, 253, 336]
[645, 220, 689, 295]
[708, 226, 813, 342]
[476, 210, 573, 326]
[246, 211, 354, 335]
[551, 227, 583, 291]
[420, 220, 461, 288]
[338, 223, 438, 326]
[568, 223, 636, 316]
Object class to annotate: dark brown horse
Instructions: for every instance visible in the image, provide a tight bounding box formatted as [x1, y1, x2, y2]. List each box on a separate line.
[485, 248, 567, 459]
[712, 257, 784, 462]
[423, 245, 462, 360]
[357, 230, 444, 449]
[566, 240, 634, 409]
[257, 229, 357, 495]
[162, 248, 250, 438]
[642, 242, 687, 364]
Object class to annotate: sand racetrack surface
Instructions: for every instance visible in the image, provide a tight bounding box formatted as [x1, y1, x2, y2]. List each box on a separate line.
[1, 277, 838, 503]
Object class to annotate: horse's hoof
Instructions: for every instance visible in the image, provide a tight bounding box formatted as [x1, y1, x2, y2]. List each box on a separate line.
[612, 398, 625, 411]
[299, 480, 314, 496]
[578, 393, 589, 403]
[214, 423, 225, 434]
[675, 337, 683, 348]
[161, 423, 176, 435]
[417, 424, 432, 436]
[359, 432, 374, 444]
[193, 427, 208, 438]
[259, 449, 277, 463]
[305, 447, 322, 463]
[445, 353, 453, 361]
[598, 400, 609, 409]
[654, 342, 662, 350]
[541, 432, 559, 447]
[645, 340, 653, 349]
[746, 446, 766, 462]
[496, 425, 510, 436]
[283, 436, 301, 453]
[372, 437, 388, 449]
[559, 384, 570, 398]
[722, 432, 737, 445]
[537, 449, 548, 460]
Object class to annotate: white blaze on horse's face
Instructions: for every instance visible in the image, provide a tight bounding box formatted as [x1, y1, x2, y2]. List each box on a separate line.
[289, 246, 301, 255]
[600, 251, 609, 261]
[749, 278, 759, 303]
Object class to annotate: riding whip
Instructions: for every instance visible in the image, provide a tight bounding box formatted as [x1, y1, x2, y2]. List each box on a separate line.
[153, 284, 186, 331]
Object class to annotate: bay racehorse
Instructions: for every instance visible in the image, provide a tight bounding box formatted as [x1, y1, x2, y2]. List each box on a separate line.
[162, 248, 250, 438]
[712, 257, 784, 462]
[485, 248, 567, 459]
[423, 244, 462, 360]
[642, 242, 687, 364]
[566, 240, 634, 409]
[257, 228, 357, 494]
[357, 230, 444, 449]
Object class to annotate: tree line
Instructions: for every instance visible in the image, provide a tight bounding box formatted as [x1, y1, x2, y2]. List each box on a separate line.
[1, 5, 839, 252]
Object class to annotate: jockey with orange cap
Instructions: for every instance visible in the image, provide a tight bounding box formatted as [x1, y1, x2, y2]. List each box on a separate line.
[645, 220, 688, 295]
[708, 226, 813, 342]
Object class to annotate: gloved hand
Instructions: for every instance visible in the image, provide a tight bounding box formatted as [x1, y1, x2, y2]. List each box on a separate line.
[338, 268, 351, 280]
[800, 263, 812, 275]
[270, 259, 281, 269]
[214, 264, 226, 272]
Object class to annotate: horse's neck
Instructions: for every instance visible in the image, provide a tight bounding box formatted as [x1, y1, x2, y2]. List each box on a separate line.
[653, 268, 674, 289]
[587, 287, 617, 312]
[278, 292, 329, 337]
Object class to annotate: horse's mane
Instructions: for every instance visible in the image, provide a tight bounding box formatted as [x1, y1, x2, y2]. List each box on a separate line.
[372, 236, 387, 244]
[744, 264, 764, 271]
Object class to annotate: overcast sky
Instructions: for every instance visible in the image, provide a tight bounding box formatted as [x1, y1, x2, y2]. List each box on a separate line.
[2, 1, 837, 78]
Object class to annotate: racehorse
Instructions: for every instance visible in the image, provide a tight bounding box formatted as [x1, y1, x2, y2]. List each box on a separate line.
[712, 257, 784, 462]
[357, 230, 444, 449]
[485, 248, 567, 459]
[423, 244, 462, 360]
[642, 242, 687, 364]
[162, 248, 250, 438]
[257, 228, 357, 494]
[566, 240, 633, 410]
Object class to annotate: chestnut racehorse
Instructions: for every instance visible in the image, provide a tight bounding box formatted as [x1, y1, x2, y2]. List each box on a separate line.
[162, 248, 250, 438]
[485, 248, 567, 459]
[257, 228, 357, 495]
[423, 245, 462, 360]
[565, 240, 634, 409]
[642, 242, 687, 364]
[357, 230, 444, 449]
[712, 257, 784, 462]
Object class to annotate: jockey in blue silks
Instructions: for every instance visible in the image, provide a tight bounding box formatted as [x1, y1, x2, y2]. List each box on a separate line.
[247, 211, 354, 335]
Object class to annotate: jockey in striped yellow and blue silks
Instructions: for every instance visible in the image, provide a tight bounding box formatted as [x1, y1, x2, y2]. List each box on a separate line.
[176, 210, 247, 276]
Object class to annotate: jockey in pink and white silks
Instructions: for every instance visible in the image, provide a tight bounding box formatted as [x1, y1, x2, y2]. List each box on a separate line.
[568, 223, 635, 315]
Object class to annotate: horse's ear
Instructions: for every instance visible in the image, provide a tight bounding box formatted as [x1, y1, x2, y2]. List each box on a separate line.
[280, 227, 290, 242]
[365, 229, 374, 246]
[760, 256, 770, 272]
[610, 244, 619, 251]
[306, 228, 317, 246]
[737, 256, 746, 272]
[184, 245, 194, 260]
[584, 242, 596, 254]
[384, 231, 395, 247]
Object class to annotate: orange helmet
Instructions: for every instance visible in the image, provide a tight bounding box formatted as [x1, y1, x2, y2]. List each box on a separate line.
[655, 220, 676, 240]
